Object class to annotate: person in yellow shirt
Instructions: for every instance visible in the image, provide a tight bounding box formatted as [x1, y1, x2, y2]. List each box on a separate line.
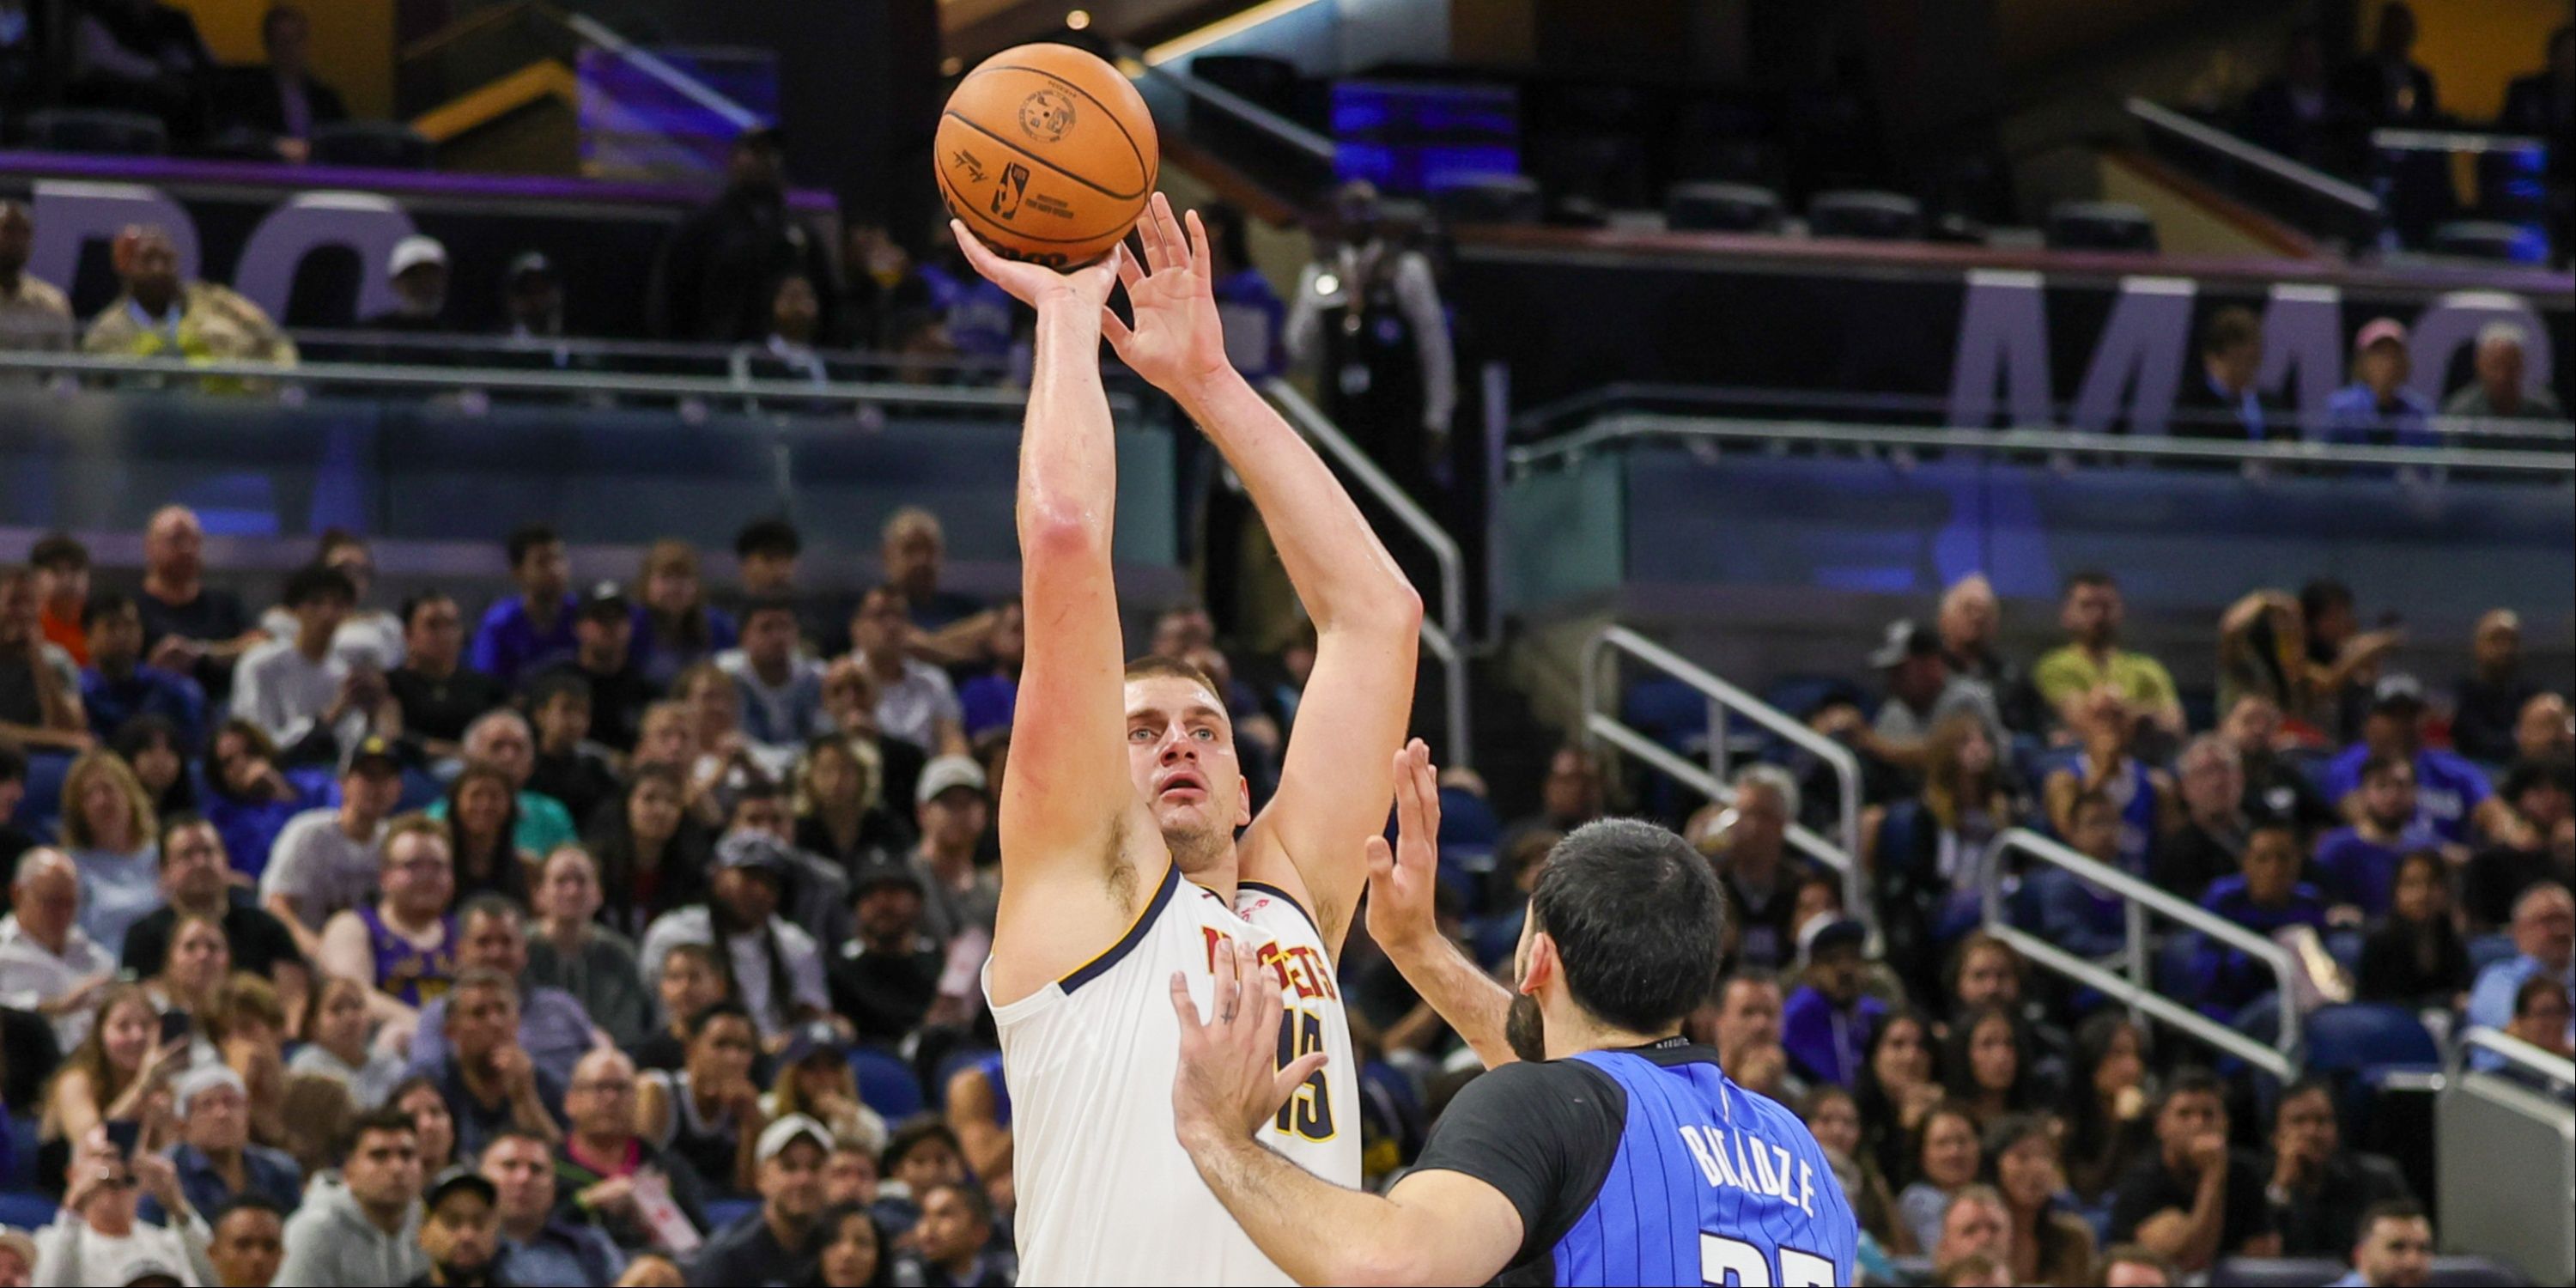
[78, 225, 296, 392]
[2032, 572, 2186, 742]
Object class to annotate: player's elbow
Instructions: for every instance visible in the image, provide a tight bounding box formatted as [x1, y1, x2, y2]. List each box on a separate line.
[1018, 501, 1108, 562]
[1335, 1240, 1435, 1286]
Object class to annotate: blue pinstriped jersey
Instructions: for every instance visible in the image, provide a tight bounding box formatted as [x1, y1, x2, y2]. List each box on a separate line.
[1552, 1049, 1858, 1287]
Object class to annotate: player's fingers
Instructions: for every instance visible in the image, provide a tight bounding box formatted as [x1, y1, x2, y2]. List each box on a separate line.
[1114, 240, 1144, 290]
[1154, 195, 1188, 269]
[1100, 306, 1132, 348]
[1186, 209, 1213, 282]
[1138, 198, 1171, 272]
[949, 221, 991, 272]
[1229, 939, 1266, 1032]
[1413, 740, 1443, 832]
[1273, 1052, 1329, 1103]
[1168, 969, 1203, 1028]
[1363, 836, 1395, 884]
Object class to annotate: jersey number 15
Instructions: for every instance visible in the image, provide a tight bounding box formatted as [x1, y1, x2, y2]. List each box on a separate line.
[1700, 1233, 1833, 1287]
[1272, 1007, 1334, 1141]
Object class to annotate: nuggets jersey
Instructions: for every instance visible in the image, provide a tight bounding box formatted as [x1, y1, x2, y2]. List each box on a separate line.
[988, 864, 1358, 1285]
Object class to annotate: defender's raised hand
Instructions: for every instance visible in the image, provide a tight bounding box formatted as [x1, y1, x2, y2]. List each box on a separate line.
[1170, 936, 1327, 1148]
[1364, 738, 1445, 958]
[1102, 193, 1232, 394]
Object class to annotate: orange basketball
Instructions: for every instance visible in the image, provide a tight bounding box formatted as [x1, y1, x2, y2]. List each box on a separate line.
[935, 44, 1158, 267]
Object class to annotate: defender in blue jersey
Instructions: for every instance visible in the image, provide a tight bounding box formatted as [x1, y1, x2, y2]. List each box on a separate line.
[1169, 742, 1858, 1285]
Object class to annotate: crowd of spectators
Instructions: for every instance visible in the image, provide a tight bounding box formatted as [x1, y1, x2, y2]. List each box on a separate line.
[5, 488, 2566, 1286]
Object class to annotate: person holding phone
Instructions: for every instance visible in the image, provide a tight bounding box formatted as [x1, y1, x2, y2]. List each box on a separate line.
[30, 1124, 219, 1285]
[39, 982, 193, 1195]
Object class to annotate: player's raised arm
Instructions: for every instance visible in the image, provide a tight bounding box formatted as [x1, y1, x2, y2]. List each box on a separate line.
[1365, 739, 1519, 1066]
[1105, 194, 1423, 952]
[951, 224, 1157, 998]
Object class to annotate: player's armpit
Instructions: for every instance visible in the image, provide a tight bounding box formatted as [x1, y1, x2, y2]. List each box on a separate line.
[1245, 612, 1419, 951]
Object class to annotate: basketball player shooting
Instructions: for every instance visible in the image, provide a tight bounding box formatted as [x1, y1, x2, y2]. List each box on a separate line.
[952, 192, 1422, 1285]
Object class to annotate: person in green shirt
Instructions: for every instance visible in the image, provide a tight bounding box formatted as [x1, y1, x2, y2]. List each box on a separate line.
[428, 709, 579, 855]
[2032, 571, 2186, 743]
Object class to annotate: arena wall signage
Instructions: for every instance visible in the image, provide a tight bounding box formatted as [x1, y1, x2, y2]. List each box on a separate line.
[1449, 235, 2574, 429]
[2, 155, 838, 336]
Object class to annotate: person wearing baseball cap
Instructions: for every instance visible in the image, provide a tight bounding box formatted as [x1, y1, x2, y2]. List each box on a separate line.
[2324, 316, 2436, 450]
[417, 1165, 503, 1286]
[2321, 673, 2510, 846]
[690, 1114, 833, 1285]
[363, 234, 453, 333]
[501, 250, 568, 344]
[829, 859, 943, 1045]
[636, 829, 830, 1041]
[1861, 617, 2009, 777]
[259, 726, 406, 957]
[906, 755, 996, 946]
[1780, 914, 1886, 1090]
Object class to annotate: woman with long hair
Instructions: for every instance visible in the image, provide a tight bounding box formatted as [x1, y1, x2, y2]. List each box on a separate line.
[208, 972, 291, 1147]
[1941, 1004, 2039, 1127]
[1851, 1007, 1941, 1186]
[1894, 1101, 1985, 1254]
[58, 749, 161, 956]
[111, 714, 197, 817]
[1868, 713, 2016, 996]
[2358, 848, 2473, 1010]
[40, 984, 189, 1196]
[793, 735, 900, 868]
[143, 914, 230, 1030]
[1985, 1113, 2098, 1285]
[287, 975, 406, 1109]
[1801, 1084, 1914, 1255]
[2065, 1012, 2155, 1206]
[388, 1072, 459, 1173]
[200, 718, 313, 880]
[442, 760, 531, 908]
[589, 766, 712, 939]
[633, 540, 739, 690]
[809, 1201, 895, 1287]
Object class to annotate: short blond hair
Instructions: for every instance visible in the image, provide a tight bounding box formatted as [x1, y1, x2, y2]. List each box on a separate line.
[58, 750, 157, 851]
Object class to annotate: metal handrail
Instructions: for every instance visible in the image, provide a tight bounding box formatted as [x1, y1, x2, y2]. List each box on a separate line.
[1506, 412, 2576, 477]
[283, 326, 1019, 374]
[2127, 98, 2383, 216]
[2370, 128, 2552, 157]
[2456, 1026, 2576, 1089]
[0, 349, 1148, 415]
[1983, 828, 2300, 1078]
[1123, 48, 1338, 164]
[560, 11, 764, 132]
[1261, 378, 1468, 766]
[1578, 626, 1867, 929]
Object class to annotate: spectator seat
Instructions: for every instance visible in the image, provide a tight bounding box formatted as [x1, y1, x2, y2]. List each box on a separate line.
[2466, 932, 2516, 974]
[1807, 190, 1923, 241]
[25, 107, 167, 155]
[310, 120, 436, 170]
[2208, 1257, 2353, 1286]
[850, 1046, 925, 1120]
[702, 1196, 760, 1230]
[1427, 172, 1544, 227]
[1667, 182, 1784, 233]
[2429, 220, 2549, 264]
[2046, 201, 2160, 252]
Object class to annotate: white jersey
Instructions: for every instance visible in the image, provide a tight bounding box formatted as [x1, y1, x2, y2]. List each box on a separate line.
[988, 864, 1359, 1285]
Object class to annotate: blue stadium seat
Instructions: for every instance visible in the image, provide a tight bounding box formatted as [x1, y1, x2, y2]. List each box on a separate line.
[702, 1196, 760, 1230]
[2466, 933, 2517, 974]
[0, 1190, 54, 1232]
[3, 1112, 39, 1190]
[2208, 1256, 2349, 1286]
[1668, 182, 1785, 234]
[2304, 1004, 2439, 1074]
[850, 1046, 925, 1121]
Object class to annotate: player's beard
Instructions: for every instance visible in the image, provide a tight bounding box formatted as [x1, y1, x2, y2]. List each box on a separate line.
[1505, 993, 1546, 1063]
[1162, 814, 1233, 875]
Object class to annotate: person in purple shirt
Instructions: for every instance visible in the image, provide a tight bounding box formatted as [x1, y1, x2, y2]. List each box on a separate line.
[2321, 318, 2436, 450]
[2196, 821, 2330, 1017]
[469, 524, 578, 690]
[2324, 676, 2502, 847]
[2314, 753, 2445, 917]
[408, 896, 600, 1088]
[1779, 917, 1886, 1087]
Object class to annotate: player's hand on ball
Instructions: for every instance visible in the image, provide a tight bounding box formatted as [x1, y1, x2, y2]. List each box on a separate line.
[1102, 193, 1230, 394]
[949, 218, 1122, 311]
[1170, 936, 1327, 1147]
[1364, 738, 1444, 957]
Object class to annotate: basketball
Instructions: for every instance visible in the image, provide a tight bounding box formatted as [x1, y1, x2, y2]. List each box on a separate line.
[935, 44, 1159, 267]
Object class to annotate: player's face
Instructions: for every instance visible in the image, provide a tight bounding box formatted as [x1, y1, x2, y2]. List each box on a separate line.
[1125, 676, 1249, 866]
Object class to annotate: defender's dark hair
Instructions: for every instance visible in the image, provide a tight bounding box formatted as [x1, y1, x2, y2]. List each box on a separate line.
[1527, 818, 1726, 1034]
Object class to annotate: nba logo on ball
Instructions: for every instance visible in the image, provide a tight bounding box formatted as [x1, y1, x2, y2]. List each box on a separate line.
[936, 43, 1157, 265]
[1018, 89, 1076, 143]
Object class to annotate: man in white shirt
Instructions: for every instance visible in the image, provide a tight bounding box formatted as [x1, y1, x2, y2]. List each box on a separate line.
[636, 832, 829, 1040]
[261, 735, 405, 959]
[233, 562, 395, 765]
[845, 585, 963, 756]
[716, 597, 828, 757]
[0, 849, 118, 1049]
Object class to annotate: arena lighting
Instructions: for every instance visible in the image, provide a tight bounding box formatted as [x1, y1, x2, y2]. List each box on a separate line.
[1144, 0, 1327, 65]
[1066, 9, 1091, 30]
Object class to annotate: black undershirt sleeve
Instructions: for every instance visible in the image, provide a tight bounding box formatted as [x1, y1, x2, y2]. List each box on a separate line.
[1406, 1059, 1628, 1273]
